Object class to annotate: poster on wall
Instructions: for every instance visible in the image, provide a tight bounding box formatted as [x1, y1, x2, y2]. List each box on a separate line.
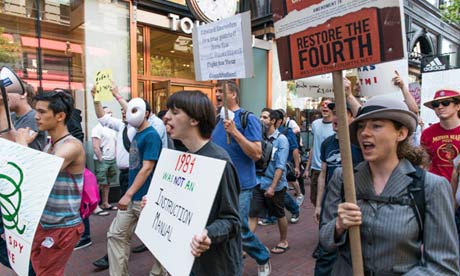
[135, 149, 226, 276]
[192, 11, 253, 81]
[272, 0, 406, 80]
[357, 59, 408, 97]
[0, 139, 62, 276]
[421, 68, 460, 126]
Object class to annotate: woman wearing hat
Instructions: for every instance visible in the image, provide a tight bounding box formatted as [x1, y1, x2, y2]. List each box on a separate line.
[319, 95, 459, 275]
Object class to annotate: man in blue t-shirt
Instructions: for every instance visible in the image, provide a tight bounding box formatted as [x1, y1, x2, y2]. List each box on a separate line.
[211, 80, 271, 276]
[106, 98, 165, 276]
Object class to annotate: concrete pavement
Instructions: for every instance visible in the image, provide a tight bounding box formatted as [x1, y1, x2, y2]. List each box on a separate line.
[1, 183, 320, 276]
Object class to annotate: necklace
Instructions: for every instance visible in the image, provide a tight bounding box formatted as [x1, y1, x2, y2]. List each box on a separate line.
[51, 133, 71, 147]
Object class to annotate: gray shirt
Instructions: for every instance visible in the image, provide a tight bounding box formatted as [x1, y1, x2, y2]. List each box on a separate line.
[11, 109, 47, 151]
[320, 159, 460, 275]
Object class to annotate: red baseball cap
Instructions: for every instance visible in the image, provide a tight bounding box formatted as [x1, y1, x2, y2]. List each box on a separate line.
[423, 89, 460, 109]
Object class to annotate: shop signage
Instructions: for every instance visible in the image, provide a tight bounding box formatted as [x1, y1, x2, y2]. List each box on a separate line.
[192, 11, 253, 81]
[0, 139, 63, 276]
[421, 55, 449, 73]
[272, 0, 406, 80]
[136, 149, 226, 276]
[168, 13, 203, 34]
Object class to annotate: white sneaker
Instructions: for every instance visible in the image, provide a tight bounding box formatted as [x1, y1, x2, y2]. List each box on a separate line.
[296, 194, 305, 206]
[257, 260, 271, 276]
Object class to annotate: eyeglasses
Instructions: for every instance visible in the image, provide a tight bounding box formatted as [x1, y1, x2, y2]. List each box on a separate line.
[431, 100, 455, 108]
[321, 102, 331, 108]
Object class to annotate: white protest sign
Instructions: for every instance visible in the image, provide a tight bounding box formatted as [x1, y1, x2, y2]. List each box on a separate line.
[295, 74, 334, 97]
[0, 139, 63, 276]
[421, 68, 460, 126]
[357, 59, 408, 97]
[192, 11, 253, 81]
[136, 149, 226, 276]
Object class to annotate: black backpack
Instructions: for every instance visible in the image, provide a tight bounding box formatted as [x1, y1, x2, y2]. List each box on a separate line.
[353, 166, 426, 241]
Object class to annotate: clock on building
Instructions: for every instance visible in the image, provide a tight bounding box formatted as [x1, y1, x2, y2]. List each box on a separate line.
[186, 0, 239, 23]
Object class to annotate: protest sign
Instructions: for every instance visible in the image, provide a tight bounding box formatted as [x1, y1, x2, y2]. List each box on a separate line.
[421, 68, 460, 126]
[409, 82, 421, 106]
[0, 139, 63, 276]
[94, 69, 113, 101]
[192, 11, 253, 81]
[272, 0, 405, 80]
[357, 59, 408, 97]
[136, 149, 226, 276]
[295, 73, 334, 97]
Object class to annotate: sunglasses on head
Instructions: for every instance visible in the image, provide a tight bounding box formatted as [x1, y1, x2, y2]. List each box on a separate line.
[431, 100, 455, 108]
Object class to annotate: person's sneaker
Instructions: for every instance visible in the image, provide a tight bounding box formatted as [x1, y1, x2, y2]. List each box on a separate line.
[92, 255, 109, 270]
[290, 213, 300, 224]
[74, 237, 92, 250]
[296, 194, 305, 206]
[258, 219, 276, 226]
[132, 243, 148, 253]
[257, 260, 271, 276]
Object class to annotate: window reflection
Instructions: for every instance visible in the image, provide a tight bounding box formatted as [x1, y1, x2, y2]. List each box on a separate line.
[150, 29, 195, 80]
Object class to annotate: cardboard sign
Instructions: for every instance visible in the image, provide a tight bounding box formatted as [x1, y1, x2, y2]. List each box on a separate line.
[421, 68, 460, 126]
[192, 11, 253, 81]
[295, 73, 334, 97]
[357, 59, 408, 96]
[135, 149, 226, 276]
[272, 0, 405, 80]
[94, 69, 113, 101]
[0, 139, 63, 276]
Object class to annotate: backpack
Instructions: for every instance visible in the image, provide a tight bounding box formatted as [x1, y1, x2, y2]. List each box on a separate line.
[352, 166, 426, 241]
[256, 132, 280, 176]
[68, 168, 101, 219]
[216, 110, 252, 129]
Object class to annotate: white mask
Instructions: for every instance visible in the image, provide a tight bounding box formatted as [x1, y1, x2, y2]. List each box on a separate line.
[126, 98, 146, 128]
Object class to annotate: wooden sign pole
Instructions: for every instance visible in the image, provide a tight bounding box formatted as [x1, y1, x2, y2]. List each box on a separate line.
[332, 70, 364, 276]
[222, 81, 231, 144]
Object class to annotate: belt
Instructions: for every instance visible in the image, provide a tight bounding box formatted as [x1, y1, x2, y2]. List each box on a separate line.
[119, 168, 129, 173]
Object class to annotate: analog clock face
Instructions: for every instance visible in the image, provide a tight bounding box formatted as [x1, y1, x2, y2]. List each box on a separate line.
[187, 0, 239, 23]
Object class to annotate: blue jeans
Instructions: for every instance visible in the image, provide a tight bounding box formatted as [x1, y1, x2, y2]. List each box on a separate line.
[240, 189, 270, 265]
[266, 192, 299, 223]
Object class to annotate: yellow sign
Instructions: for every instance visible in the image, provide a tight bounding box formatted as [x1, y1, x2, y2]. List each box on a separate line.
[94, 69, 113, 101]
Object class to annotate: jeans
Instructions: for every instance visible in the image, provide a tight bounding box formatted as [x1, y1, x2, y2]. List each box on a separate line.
[1, 235, 36, 275]
[266, 192, 299, 223]
[240, 189, 270, 265]
[82, 217, 90, 240]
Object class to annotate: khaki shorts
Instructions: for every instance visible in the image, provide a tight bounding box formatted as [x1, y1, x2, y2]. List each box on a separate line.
[94, 159, 118, 185]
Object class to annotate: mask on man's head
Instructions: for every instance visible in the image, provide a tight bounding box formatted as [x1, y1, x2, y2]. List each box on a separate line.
[126, 98, 146, 128]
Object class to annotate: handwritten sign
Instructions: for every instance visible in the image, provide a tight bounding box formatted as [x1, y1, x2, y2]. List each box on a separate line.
[136, 149, 226, 276]
[421, 68, 460, 126]
[192, 11, 253, 81]
[94, 69, 113, 101]
[0, 139, 63, 276]
[272, 0, 405, 80]
[357, 59, 408, 97]
[295, 73, 334, 97]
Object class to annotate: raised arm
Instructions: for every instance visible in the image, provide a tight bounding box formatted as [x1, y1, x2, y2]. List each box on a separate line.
[393, 70, 419, 114]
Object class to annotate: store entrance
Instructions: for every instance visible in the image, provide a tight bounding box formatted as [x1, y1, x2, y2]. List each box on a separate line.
[152, 80, 170, 114]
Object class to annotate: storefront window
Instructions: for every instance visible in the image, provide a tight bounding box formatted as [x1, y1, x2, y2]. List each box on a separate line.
[0, 0, 131, 139]
[137, 26, 144, 74]
[441, 38, 458, 67]
[150, 29, 195, 80]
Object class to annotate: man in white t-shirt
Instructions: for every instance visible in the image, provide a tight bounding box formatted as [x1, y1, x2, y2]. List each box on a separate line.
[91, 106, 118, 213]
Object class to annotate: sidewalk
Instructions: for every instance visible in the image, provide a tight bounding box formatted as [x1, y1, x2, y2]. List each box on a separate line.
[1, 185, 319, 276]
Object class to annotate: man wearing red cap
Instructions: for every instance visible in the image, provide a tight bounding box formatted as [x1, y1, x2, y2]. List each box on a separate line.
[421, 89, 460, 187]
